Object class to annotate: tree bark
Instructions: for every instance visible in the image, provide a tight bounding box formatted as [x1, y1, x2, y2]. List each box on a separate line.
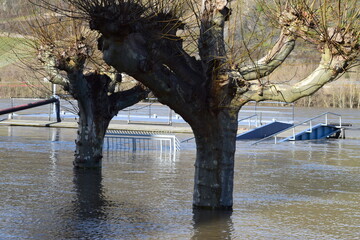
[74, 115, 109, 168]
[192, 109, 238, 210]
[72, 74, 113, 168]
[73, 100, 111, 168]
[72, 74, 148, 168]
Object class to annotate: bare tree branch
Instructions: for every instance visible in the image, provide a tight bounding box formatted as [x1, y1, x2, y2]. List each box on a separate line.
[239, 30, 296, 80]
[110, 84, 150, 111]
[247, 47, 354, 102]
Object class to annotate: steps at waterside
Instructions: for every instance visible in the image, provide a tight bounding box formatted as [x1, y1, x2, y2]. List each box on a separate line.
[236, 121, 293, 140]
[279, 124, 341, 142]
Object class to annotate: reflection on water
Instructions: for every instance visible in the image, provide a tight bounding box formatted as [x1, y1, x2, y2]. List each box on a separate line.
[192, 210, 234, 240]
[0, 126, 360, 239]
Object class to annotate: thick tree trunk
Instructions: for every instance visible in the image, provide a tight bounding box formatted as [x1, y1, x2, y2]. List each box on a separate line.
[71, 76, 147, 168]
[71, 74, 114, 169]
[192, 109, 238, 210]
[74, 113, 110, 168]
[73, 99, 111, 168]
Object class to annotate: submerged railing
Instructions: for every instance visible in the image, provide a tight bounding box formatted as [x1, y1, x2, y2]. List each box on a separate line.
[105, 130, 180, 155]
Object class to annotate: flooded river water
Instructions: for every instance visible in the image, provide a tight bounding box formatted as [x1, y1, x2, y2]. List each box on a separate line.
[0, 125, 359, 239]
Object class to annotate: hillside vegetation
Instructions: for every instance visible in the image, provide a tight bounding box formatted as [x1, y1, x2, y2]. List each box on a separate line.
[0, 35, 51, 98]
[0, 36, 29, 67]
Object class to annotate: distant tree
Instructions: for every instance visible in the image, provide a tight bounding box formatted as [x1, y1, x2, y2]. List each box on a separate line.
[0, 0, 44, 19]
[42, 0, 359, 209]
[27, 7, 149, 168]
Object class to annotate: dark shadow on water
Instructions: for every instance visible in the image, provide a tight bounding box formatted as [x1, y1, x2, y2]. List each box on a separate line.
[72, 168, 108, 219]
[192, 209, 234, 240]
[64, 168, 110, 239]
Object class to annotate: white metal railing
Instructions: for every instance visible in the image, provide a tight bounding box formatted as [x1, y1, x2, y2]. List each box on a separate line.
[238, 114, 260, 128]
[105, 130, 180, 155]
[240, 101, 295, 125]
[123, 103, 174, 125]
[252, 112, 342, 145]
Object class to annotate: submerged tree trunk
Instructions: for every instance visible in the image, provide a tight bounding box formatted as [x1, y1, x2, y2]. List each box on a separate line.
[72, 74, 113, 168]
[192, 109, 239, 209]
[71, 74, 148, 168]
[74, 101, 111, 168]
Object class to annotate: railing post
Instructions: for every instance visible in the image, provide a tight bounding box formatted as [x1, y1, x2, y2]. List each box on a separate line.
[55, 96, 61, 122]
[9, 98, 14, 119]
[292, 127, 295, 140]
[127, 109, 130, 123]
[48, 96, 61, 122]
[169, 108, 172, 125]
[339, 116, 342, 128]
[132, 138, 136, 152]
[325, 113, 328, 125]
[48, 101, 52, 121]
[168, 139, 172, 156]
[172, 136, 176, 154]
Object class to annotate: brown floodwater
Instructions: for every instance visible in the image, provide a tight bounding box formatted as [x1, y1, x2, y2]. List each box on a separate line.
[0, 126, 359, 239]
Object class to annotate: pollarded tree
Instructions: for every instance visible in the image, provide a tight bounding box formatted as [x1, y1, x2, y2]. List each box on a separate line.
[60, 0, 359, 209]
[28, 9, 149, 168]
